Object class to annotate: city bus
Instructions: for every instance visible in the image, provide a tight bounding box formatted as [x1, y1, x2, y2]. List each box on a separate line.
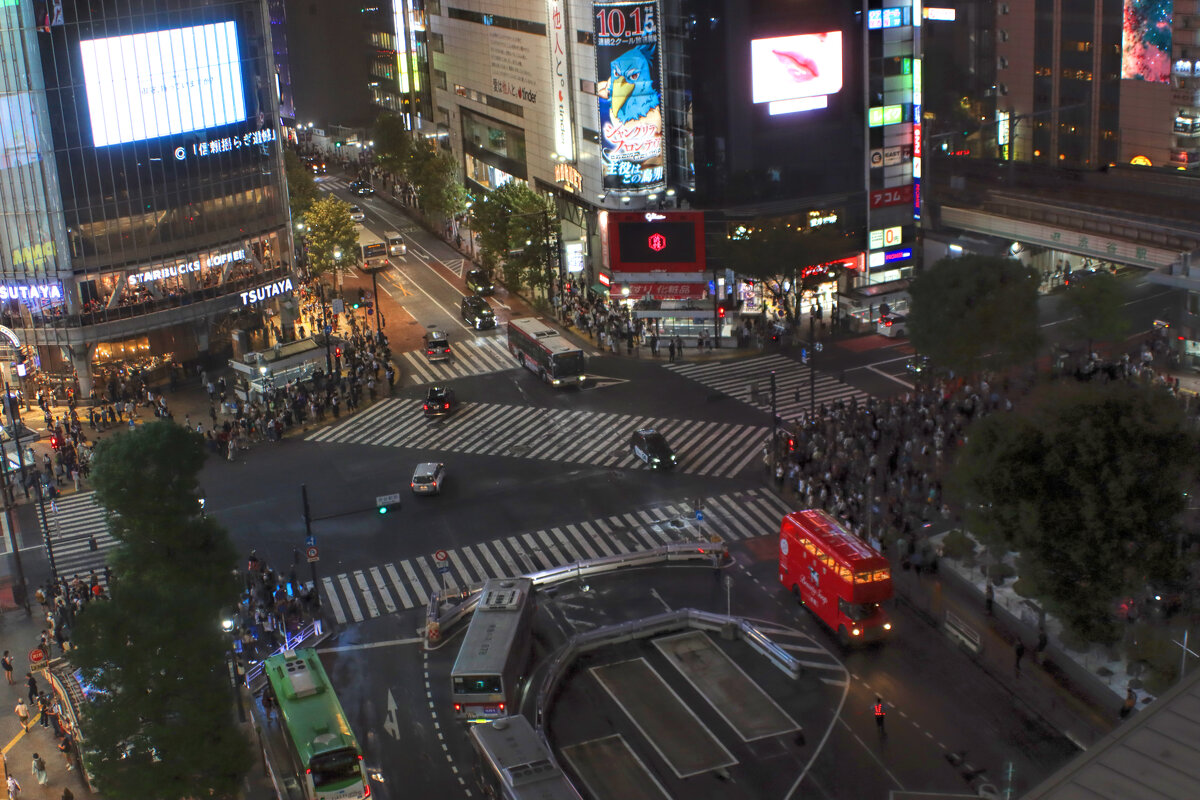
[469, 716, 583, 800]
[262, 648, 370, 800]
[506, 318, 586, 387]
[359, 229, 388, 270]
[778, 509, 893, 646]
[451, 578, 536, 723]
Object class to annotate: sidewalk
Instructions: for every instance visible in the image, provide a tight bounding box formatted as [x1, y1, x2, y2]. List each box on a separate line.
[889, 542, 1118, 750]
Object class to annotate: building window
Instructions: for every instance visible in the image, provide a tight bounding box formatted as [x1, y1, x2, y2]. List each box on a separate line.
[431, 33, 444, 53]
[428, 0, 441, 14]
[435, 69, 447, 90]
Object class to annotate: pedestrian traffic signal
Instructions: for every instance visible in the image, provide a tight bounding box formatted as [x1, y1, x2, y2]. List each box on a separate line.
[718, 307, 726, 319]
[800, 348, 809, 365]
[334, 346, 342, 359]
[376, 493, 402, 514]
[49, 435, 60, 450]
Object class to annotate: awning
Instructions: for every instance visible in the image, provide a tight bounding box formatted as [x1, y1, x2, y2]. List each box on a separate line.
[590, 282, 610, 295]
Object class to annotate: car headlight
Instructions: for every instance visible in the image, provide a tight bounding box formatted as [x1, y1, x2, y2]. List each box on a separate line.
[652, 456, 660, 462]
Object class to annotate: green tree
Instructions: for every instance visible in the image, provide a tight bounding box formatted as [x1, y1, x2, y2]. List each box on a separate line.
[949, 382, 1198, 643]
[304, 194, 361, 280]
[908, 255, 1041, 375]
[471, 182, 558, 293]
[712, 224, 854, 326]
[372, 113, 413, 179]
[1060, 271, 1129, 354]
[70, 422, 250, 799]
[284, 149, 319, 222]
[410, 141, 468, 221]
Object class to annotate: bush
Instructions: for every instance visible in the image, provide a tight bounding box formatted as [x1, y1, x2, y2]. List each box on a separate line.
[940, 529, 977, 561]
[987, 562, 1017, 585]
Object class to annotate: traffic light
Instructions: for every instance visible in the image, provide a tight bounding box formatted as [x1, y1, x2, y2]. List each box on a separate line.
[49, 435, 60, 450]
[334, 346, 342, 359]
[376, 495, 402, 514]
[718, 307, 726, 319]
[800, 347, 809, 365]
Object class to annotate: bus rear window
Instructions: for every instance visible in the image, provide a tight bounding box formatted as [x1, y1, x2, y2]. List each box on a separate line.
[853, 568, 891, 583]
[310, 749, 361, 788]
[454, 675, 502, 694]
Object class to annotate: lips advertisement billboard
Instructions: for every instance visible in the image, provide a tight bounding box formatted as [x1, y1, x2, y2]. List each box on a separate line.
[594, 0, 664, 191]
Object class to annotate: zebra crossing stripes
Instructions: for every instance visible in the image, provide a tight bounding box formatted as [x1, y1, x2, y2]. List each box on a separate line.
[318, 487, 794, 624]
[306, 398, 767, 477]
[664, 354, 872, 421]
[400, 335, 517, 385]
[49, 492, 116, 585]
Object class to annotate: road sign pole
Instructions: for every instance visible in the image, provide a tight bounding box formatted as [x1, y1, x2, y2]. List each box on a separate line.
[301, 484, 320, 609]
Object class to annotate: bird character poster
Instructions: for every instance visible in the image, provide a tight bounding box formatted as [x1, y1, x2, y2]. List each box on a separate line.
[595, 0, 665, 191]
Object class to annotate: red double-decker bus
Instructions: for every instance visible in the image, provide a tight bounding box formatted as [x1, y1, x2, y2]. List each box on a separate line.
[778, 509, 893, 645]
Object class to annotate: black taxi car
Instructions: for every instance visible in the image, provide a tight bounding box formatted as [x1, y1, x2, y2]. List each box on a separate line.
[423, 386, 457, 417]
[630, 429, 677, 469]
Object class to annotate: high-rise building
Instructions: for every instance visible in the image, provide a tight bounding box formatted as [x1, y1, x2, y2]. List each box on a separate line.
[0, 0, 294, 395]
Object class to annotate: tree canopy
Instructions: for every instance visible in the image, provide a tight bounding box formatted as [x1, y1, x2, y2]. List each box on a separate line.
[284, 149, 318, 223]
[372, 114, 467, 222]
[908, 255, 1041, 375]
[71, 422, 249, 799]
[303, 194, 361, 279]
[949, 382, 1198, 643]
[471, 182, 559, 293]
[712, 223, 855, 326]
[1059, 271, 1130, 353]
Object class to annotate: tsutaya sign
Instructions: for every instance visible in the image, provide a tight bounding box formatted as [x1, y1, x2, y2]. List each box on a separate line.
[0, 283, 63, 303]
[240, 277, 294, 306]
[129, 248, 247, 286]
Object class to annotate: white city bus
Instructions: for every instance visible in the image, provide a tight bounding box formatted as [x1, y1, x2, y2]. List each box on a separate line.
[359, 229, 388, 269]
[450, 579, 535, 723]
[506, 318, 586, 387]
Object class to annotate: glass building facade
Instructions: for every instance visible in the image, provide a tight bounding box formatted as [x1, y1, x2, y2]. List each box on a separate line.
[0, 0, 291, 394]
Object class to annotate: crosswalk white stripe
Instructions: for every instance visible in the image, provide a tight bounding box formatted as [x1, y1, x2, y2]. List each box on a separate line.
[705, 495, 760, 541]
[488, 540, 523, 575]
[447, 549, 475, 586]
[564, 524, 601, 560]
[521, 533, 555, 569]
[739, 492, 787, 535]
[354, 571, 380, 618]
[338, 574, 363, 622]
[473, 542, 506, 578]
[385, 564, 414, 609]
[506, 536, 539, 572]
[462, 547, 491, 582]
[322, 577, 347, 624]
[577, 521, 613, 556]
[536, 530, 569, 564]
[458, 405, 528, 453]
[401, 560, 429, 605]
[622, 514, 658, 548]
[370, 567, 397, 615]
[690, 423, 757, 476]
[525, 409, 594, 460]
[548, 528, 583, 561]
[418, 555, 449, 593]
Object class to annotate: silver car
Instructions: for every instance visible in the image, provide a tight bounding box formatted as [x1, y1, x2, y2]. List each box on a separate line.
[411, 462, 445, 495]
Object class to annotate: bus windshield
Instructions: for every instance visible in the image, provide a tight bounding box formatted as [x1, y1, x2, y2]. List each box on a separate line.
[310, 750, 362, 788]
[550, 351, 585, 378]
[454, 675, 502, 694]
[839, 598, 880, 621]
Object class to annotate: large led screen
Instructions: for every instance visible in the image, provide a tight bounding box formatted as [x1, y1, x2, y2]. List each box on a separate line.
[751, 32, 843, 105]
[1121, 0, 1172, 83]
[80, 21, 248, 147]
[595, 0, 664, 191]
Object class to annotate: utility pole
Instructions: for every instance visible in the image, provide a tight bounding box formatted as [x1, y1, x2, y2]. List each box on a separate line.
[300, 484, 321, 609]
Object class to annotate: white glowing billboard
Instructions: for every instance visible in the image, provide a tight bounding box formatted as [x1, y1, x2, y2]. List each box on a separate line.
[80, 21, 247, 147]
[751, 32, 843, 109]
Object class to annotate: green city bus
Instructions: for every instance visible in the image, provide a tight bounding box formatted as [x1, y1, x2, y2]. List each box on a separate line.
[262, 648, 370, 800]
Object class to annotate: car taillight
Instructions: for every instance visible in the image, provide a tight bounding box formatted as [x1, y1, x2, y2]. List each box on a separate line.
[427, 349, 434, 355]
[884, 320, 892, 326]
[444, 403, 450, 409]
[423, 404, 429, 410]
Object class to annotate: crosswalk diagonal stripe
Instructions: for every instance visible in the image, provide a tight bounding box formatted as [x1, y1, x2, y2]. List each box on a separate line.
[338, 574, 363, 622]
[417, 555, 447, 592]
[487, 540, 522, 576]
[401, 560, 428, 605]
[447, 549, 476, 586]
[577, 521, 613, 556]
[564, 524, 600, 560]
[322, 577, 347, 624]
[462, 546, 491, 582]
[472, 543, 505, 578]
[536, 530, 569, 564]
[506, 536, 539, 572]
[384, 564, 414, 609]
[520, 533, 555, 569]
[353, 570, 380, 618]
[548, 528, 583, 561]
[370, 567, 397, 615]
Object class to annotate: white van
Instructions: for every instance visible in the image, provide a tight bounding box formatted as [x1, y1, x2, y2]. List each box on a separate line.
[385, 231, 407, 257]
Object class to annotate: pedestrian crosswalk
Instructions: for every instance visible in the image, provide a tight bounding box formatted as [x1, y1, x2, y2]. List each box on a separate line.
[318, 487, 792, 624]
[399, 334, 517, 385]
[49, 492, 116, 586]
[664, 354, 871, 421]
[307, 398, 768, 477]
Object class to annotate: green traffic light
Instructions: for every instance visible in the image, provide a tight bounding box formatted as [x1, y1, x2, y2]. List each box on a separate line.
[378, 506, 388, 514]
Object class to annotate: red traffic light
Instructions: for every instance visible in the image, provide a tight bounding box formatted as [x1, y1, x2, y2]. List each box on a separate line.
[335, 347, 343, 358]
[718, 307, 726, 318]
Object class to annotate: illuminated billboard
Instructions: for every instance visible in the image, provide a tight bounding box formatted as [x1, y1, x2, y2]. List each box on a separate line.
[751, 32, 843, 115]
[608, 211, 705, 271]
[595, 0, 664, 191]
[80, 21, 248, 147]
[1121, 0, 1172, 83]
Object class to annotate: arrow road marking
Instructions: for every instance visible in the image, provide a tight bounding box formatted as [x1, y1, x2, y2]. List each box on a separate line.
[383, 689, 400, 740]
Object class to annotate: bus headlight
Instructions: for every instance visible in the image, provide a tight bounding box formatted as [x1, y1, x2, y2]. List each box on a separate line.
[883, 622, 892, 631]
[851, 627, 861, 637]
